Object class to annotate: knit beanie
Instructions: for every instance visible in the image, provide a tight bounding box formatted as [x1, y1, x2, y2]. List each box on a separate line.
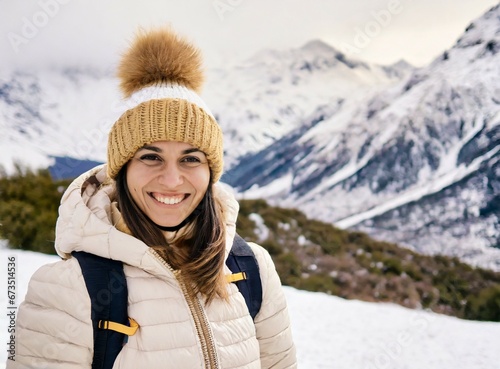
[107, 28, 223, 182]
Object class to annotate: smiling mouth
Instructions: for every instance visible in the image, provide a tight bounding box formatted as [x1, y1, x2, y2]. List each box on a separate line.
[150, 193, 187, 205]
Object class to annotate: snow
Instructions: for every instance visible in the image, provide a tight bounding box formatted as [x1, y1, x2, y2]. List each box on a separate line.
[0, 142, 55, 174]
[243, 172, 294, 199]
[335, 145, 500, 229]
[0, 69, 120, 175]
[248, 213, 270, 242]
[1, 248, 500, 369]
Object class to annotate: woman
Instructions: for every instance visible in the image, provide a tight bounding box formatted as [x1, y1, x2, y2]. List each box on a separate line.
[9, 28, 296, 368]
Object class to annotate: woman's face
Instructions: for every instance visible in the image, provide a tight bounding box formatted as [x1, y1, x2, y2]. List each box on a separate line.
[126, 141, 210, 228]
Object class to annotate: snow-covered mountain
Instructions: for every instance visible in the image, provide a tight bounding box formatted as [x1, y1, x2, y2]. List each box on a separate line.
[1, 6, 499, 270]
[0, 67, 119, 175]
[204, 39, 411, 167]
[224, 5, 500, 270]
[0, 40, 407, 172]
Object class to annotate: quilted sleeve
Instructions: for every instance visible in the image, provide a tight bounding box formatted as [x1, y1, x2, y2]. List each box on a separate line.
[6, 258, 94, 369]
[250, 243, 297, 369]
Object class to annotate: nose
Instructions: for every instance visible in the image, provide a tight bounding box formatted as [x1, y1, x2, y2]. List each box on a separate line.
[157, 162, 184, 187]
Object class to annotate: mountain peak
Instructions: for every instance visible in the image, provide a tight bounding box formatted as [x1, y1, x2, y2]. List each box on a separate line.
[300, 39, 337, 54]
[455, 4, 500, 50]
[382, 59, 415, 79]
[296, 38, 369, 71]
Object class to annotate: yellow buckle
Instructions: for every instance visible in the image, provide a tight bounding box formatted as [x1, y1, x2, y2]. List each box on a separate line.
[98, 317, 139, 336]
[226, 271, 247, 283]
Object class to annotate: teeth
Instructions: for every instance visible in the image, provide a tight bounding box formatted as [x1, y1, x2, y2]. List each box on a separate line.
[153, 194, 183, 205]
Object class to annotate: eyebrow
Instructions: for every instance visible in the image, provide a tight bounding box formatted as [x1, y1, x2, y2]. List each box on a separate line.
[139, 145, 204, 155]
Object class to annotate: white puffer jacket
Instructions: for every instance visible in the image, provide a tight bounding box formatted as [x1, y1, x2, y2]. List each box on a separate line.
[8, 165, 296, 369]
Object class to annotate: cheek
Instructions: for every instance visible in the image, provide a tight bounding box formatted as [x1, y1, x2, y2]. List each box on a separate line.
[191, 169, 210, 201]
[197, 169, 211, 190]
[125, 167, 142, 198]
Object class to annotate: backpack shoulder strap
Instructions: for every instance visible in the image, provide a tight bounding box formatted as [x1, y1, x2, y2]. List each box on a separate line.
[72, 251, 129, 369]
[73, 236, 262, 367]
[226, 234, 263, 320]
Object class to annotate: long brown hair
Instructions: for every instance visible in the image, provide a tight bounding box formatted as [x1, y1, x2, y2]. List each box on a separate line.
[115, 165, 228, 303]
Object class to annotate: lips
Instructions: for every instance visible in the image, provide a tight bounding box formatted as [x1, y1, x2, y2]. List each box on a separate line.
[150, 192, 187, 205]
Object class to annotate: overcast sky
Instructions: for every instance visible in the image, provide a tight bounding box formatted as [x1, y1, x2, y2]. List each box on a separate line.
[1, 0, 498, 72]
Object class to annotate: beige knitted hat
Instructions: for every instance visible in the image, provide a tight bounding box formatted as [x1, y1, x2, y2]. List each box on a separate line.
[107, 28, 223, 182]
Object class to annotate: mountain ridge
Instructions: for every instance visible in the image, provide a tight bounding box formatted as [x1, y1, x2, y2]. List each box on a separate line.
[223, 5, 500, 270]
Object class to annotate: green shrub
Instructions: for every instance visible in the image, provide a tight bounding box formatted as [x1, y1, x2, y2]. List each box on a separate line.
[257, 206, 303, 233]
[403, 263, 424, 281]
[237, 199, 500, 321]
[465, 285, 500, 322]
[236, 215, 257, 240]
[0, 166, 70, 254]
[305, 220, 346, 255]
[261, 239, 283, 256]
[382, 257, 403, 276]
[299, 274, 338, 295]
[275, 252, 302, 287]
[433, 269, 469, 310]
[238, 199, 269, 216]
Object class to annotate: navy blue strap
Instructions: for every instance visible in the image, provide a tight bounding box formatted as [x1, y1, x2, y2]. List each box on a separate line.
[72, 252, 128, 369]
[226, 235, 263, 320]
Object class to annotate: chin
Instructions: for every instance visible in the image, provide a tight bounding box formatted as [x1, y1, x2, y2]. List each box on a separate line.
[153, 215, 186, 227]
[155, 220, 181, 227]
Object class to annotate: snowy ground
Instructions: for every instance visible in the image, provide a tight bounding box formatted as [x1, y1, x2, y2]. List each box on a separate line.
[1, 247, 499, 369]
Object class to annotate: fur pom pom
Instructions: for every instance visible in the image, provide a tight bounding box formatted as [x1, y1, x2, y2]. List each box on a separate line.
[118, 27, 205, 97]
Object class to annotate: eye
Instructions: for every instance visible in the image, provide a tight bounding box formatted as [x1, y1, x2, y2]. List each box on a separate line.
[140, 154, 159, 160]
[182, 156, 201, 163]
[180, 155, 204, 168]
[138, 154, 163, 165]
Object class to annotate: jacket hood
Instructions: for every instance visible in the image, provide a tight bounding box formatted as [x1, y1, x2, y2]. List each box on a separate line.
[54, 165, 239, 267]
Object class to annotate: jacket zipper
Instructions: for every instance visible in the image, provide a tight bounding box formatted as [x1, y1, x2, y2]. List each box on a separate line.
[179, 278, 220, 369]
[150, 250, 220, 369]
